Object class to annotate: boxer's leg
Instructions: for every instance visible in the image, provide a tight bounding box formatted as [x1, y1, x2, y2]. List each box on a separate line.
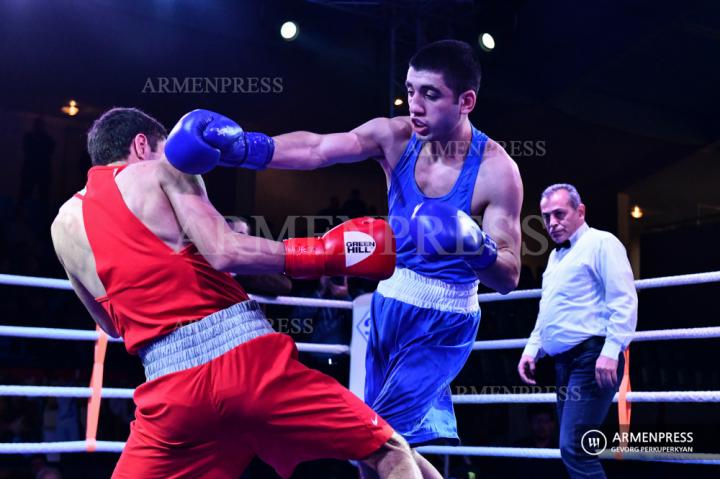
[365, 294, 479, 477]
[112, 366, 254, 479]
[213, 333, 421, 479]
[361, 432, 422, 479]
[412, 449, 444, 479]
[367, 297, 480, 445]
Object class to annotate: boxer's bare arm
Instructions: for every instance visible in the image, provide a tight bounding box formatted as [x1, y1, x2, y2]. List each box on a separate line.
[157, 161, 286, 274]
[270, 117, 412, 170]
[51, 206, 120, 337]
[472, 144, 523, 294]
[65, 269, 120, 338]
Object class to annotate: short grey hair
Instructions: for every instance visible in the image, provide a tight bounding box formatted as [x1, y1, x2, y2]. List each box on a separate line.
[541, 183, 582, 209]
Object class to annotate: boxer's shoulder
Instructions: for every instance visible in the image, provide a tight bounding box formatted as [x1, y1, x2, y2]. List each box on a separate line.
[383, 116, 413, 144]
[477, 138, 520, 187]
[54, 195, 83, 228]
[51, 196, 85, 255]
[153, 158, 207, 197]
[471, 138, 522, 215]
[120, 158, 200, 198]
[369, 116, 412, 167]
[353, 116, 411, 143]
[481, 138, 514, 165]
[125, 157, 165, 177]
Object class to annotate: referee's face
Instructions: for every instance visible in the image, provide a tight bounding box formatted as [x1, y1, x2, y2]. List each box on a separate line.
[540, 190, 586, 244]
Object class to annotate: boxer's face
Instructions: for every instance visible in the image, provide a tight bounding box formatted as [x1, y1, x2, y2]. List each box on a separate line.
[406, 67, 475, 141]
[149, 139, 166, 162]
[540, 189, 586, 244]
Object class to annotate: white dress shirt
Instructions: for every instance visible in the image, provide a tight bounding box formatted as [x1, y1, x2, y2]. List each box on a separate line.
[522, 223, 638, 359]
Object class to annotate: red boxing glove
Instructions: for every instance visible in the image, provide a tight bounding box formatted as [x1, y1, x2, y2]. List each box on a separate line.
[284, 217, 396, 280]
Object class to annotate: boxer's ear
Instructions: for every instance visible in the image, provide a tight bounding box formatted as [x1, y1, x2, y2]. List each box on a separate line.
[458, 89, 476, 114]
[132, 134, 150, 162]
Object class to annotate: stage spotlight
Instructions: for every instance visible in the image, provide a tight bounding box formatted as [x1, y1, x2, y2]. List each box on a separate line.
[479, 32, 495, 51]
[630, 205, 644, 219]
[61, 100, 79, 116]
[394, 98, 404, 106]
[281, 21, 298, 41]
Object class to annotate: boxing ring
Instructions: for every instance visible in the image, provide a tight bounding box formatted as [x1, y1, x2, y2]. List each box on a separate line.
[1, 270, 720, 474]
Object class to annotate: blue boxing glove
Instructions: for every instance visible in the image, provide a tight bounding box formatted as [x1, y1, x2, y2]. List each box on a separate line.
[409, 200, 498, 272]
[164, 109, 274, 175]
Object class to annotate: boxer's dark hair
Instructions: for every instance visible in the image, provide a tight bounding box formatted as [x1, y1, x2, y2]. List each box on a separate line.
[87, 107, 167, 166]
[409, 39, 481, 101]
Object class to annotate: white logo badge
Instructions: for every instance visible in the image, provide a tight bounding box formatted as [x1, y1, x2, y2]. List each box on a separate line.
[581, 429, 607, 456]
[344, 231, 376, 267]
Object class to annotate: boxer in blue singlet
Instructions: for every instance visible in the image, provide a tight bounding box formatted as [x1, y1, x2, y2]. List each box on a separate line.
[166, 39, 524, 478]
[365, 125, 489, 448]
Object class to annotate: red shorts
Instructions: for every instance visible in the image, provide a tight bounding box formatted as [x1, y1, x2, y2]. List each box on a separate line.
[112, 333, 393, 478]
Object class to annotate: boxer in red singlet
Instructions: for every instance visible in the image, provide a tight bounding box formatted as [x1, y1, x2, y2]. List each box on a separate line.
[50, 107, 421, 479]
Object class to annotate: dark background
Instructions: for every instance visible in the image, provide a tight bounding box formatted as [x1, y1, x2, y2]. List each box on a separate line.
[0, 0, 718, 477]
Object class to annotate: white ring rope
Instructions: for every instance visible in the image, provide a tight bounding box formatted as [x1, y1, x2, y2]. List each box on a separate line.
[421, 445, 559, 459]
[0, 274, 353, 309]
[451, 391, 720, 404]
[417, 446, 720, 465]
[2, 270, 719, 463]
[2, 386, 717, 405]
[4, 324, 714, 353]
[1, 440, 717, 464]
[472, 326, 720, 351]
[476, 270, 720, 303]
[0, 326, 349, 354]
[4, 270, 719, 307]
[631, 326, 720, 342]
[0, 386, 134, 399]
[0, 325, 124, 342]
[249, 294, 352, 309]
[295, 343, 350, 354]
[0, 441, 125, 454]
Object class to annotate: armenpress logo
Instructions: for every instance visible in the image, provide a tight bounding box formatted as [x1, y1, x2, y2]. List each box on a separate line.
[581, 429, 607, 456]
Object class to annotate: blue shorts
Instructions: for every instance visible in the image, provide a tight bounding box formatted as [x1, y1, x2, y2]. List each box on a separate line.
[364, 268, 481, 446]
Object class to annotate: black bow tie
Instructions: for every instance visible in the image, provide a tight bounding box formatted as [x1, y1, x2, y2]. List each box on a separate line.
[555, 240, 572, 251]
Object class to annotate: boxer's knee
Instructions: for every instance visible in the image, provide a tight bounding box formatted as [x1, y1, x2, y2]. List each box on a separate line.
[361, 432, 414, 471]
[411, 448, 444, 479]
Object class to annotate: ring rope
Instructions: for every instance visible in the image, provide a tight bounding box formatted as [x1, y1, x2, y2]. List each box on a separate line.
[416, 446, 720, 465]
[451, 391, 720, 404]
[476, 270, 720, 303]
[1, 441, 717, 464]
[0, 274, 354, 309]
[0, 326, 348, 354]
[2, 270, 719, 463]
[4, 270, 719, 307]
[2, 386, 717, 404]
[472, 326, 720, 351]
[0, 441, 125, 454]
[5, 324, 717, 350]
[0, 386, 134, 399]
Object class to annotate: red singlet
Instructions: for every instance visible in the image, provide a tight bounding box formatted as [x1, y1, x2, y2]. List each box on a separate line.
[80, 165, 248, 353]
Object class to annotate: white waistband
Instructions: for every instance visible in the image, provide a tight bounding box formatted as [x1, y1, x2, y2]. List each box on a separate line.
[376, 268, 480, 314]
[139, 301, 273, 381]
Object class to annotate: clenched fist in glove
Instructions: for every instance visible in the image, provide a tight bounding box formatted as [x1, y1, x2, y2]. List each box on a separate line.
[284, 217, 396, 280]
[164, 109, 274, 175]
